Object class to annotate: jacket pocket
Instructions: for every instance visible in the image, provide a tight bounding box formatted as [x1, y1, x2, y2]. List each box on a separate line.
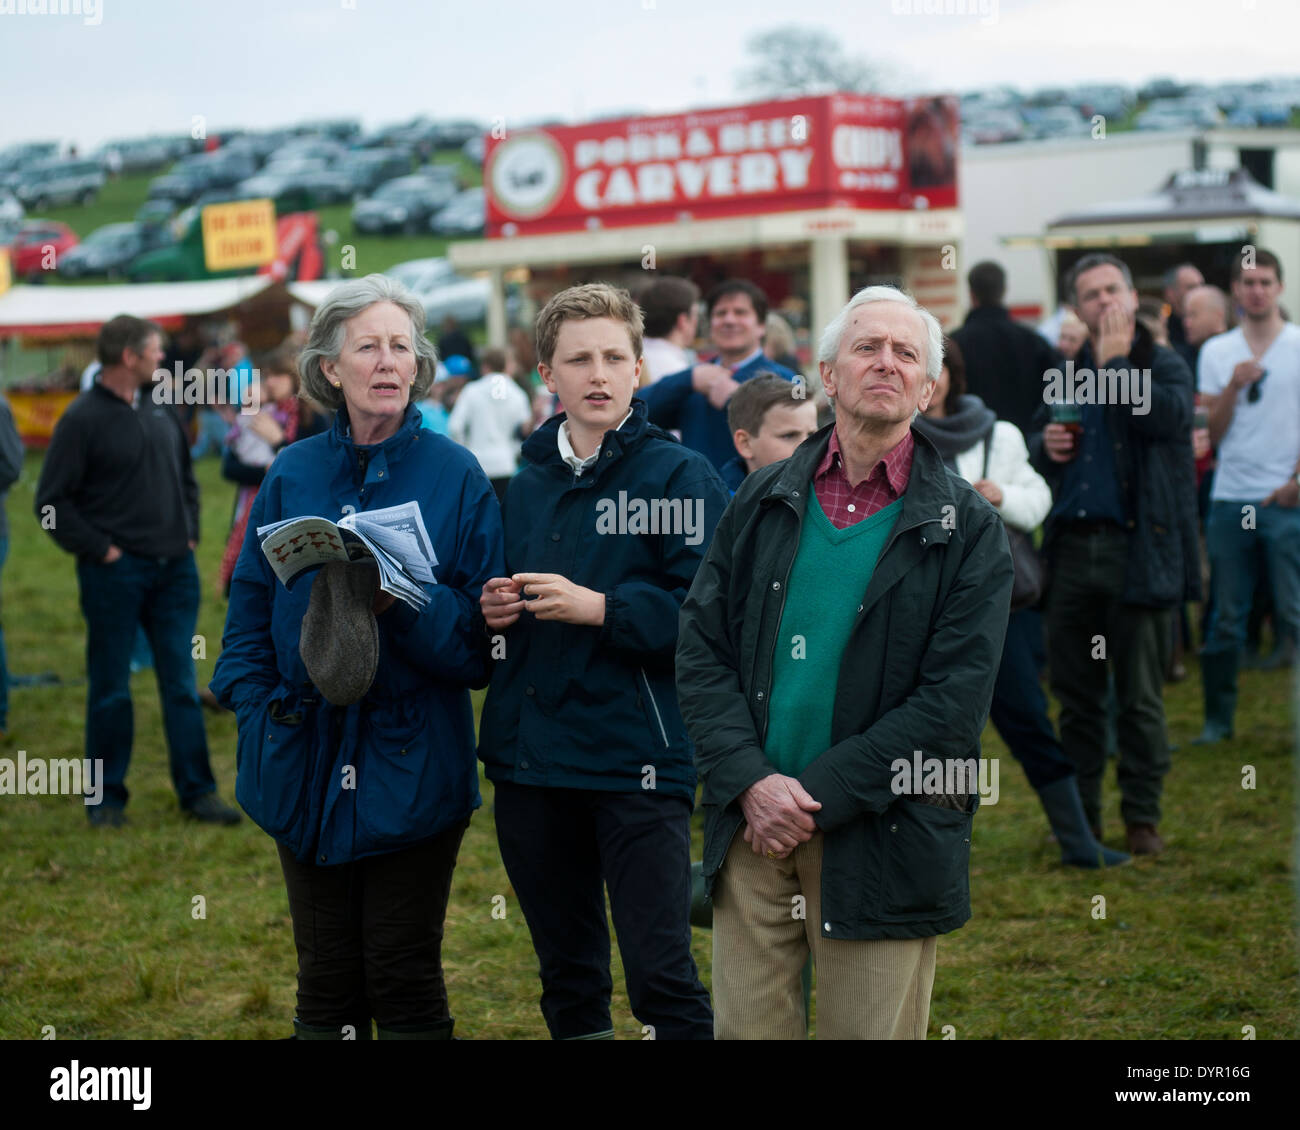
[234, 686, 313, 841]
[355, 704, 474, 849]
[880, 799, 972, 917]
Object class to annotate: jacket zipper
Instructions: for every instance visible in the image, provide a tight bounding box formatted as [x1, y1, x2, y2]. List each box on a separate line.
[758, 495, 804, 747]
[639, 668, 670, 747]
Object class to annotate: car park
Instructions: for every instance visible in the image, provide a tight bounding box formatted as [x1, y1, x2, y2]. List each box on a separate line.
[57, 221, 172, 280]
[13, 159, 105, 210]
[352, 175, 457, 234]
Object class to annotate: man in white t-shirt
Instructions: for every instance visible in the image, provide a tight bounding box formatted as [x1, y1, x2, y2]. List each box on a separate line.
[1195, 249, 1300, 742]
[638, 276, 699, 383]
[447, 345, 533, 503]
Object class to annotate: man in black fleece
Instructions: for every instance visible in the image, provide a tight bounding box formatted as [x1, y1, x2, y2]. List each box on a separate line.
[35, 315, 239, 827]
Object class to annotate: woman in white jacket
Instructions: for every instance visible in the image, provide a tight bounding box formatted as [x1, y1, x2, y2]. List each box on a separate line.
[914, 337, 1128, 868]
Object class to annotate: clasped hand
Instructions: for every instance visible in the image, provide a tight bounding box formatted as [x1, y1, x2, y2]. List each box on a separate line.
[740, 773, 822, 860]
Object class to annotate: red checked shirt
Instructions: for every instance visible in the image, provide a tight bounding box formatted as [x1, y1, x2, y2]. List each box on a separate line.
[813, 428, 914, 529]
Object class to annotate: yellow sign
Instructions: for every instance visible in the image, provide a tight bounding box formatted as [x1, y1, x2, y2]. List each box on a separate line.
[201, 199, 277, 271]
[0, 246, 10, 297]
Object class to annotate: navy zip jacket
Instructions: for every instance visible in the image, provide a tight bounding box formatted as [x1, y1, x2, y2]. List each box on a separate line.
[477, 398, 730, 802]
[641, 353, 797, 471]
[210, 403, 504, 864]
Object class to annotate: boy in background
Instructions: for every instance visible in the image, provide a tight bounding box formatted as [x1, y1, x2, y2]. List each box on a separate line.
[477, 283, 728, 1040]
[719, 372, 820, 494]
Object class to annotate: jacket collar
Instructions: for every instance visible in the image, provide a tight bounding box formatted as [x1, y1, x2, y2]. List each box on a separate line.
[763, 420, 958, 537]
[522, 397, 658, 474]
[964, 304, 1010, 323]
[328, 402, 424, 472]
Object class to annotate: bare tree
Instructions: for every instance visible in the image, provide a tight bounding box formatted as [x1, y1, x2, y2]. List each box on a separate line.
[737, 27, 890, 98]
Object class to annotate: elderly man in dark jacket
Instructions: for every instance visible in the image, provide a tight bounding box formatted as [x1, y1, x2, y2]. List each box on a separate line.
[677, 286, 1014, 1040]
[1027, 253, 1200, 858]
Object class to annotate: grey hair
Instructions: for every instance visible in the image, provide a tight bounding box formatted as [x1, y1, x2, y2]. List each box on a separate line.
[816, 285, 944, 384]
[299, 274, 439, 411]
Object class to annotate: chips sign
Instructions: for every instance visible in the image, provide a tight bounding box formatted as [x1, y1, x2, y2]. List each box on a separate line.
[484, 93, 960, 238]
[201, 199, 277, 271]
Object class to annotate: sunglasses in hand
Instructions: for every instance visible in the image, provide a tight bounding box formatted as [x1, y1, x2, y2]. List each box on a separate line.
[1247, 369, 1268, 403]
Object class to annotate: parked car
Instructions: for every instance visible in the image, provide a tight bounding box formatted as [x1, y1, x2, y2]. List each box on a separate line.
[0, 141, 60, 189]
[239, 165, 356, 206]
[1029, 105, 1092, 140]
[271, 139, 348, 166]
[461, 135, 486, 165]
[94, 138, 172, 174]
[352, 175, 457, 234]
[0, 191, 23, 224]
[343, 148, 415, 195]
[429, 187, 485, 236]
[385, 256, 458, 294]
[13, 159, 105, 210]
[9, 220, 79, 281]
[962, 110, 1026, 145]
[414, 163, 462, 192]
[147, 151, 256, 204]
[135, 197, 178, 226]
[57, 221, 172, 280]
[383, 256, 500, 326]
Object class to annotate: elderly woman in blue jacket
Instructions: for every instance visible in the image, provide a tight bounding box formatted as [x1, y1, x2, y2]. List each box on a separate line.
[210, 275, 504, 1040]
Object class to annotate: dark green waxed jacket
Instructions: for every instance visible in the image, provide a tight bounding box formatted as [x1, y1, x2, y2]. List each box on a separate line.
[677, 424, 1013, 940]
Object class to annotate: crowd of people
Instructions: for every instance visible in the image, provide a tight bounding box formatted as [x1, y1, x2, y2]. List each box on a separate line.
[10, 241, 1294, 1039]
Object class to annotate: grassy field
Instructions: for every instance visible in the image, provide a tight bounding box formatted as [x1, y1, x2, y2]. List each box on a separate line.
[0, 451, 1295, 1040]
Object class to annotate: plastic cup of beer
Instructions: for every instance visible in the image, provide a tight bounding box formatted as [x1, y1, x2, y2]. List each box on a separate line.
[1050, 400, 1083, 444]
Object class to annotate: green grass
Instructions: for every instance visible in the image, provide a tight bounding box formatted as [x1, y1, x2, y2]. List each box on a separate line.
[0, 451, 1295, 1039]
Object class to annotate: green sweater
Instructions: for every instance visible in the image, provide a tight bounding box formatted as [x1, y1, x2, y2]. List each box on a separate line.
[763, 492, 903, 777]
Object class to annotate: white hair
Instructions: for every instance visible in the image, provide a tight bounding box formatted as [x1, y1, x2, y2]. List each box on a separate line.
[816, 285, 944, 384]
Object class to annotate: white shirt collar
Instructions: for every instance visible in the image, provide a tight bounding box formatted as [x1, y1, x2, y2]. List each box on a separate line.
[558, 408, 633, 473]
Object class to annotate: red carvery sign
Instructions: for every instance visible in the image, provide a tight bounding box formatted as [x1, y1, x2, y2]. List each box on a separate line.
[484, 94, 959, 238]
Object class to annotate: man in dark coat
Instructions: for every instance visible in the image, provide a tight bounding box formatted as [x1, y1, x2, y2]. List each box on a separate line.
[677, 286, 1013, 1040]
[1027, 253, 1200, 858]
[951, 260, 1062, 437]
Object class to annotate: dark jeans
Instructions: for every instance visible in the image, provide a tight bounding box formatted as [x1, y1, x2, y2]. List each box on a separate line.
[75, 550, 215, 810]
[276, 820, 468, 1029]
[1204, 500, 1300, 656]
[1046, 527, 1170, 827]
[989, 607, 1075, 790]
[493, 781, 714, 1040]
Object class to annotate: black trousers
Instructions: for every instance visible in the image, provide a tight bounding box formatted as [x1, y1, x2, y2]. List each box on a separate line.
[1045, 527, 1170, 828]
[493, 781, 714, 1040]
[276, 820, 468, 1029]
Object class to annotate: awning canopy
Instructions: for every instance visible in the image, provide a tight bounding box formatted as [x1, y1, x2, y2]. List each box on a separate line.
[0, 276, 284, 339]
[1047, 168, 1300, 228]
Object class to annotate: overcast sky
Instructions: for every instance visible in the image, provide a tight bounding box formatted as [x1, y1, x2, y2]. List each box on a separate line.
[1, 0, 1295, 151]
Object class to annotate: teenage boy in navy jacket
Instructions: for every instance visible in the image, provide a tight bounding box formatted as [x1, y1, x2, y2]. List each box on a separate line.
[477, 283, 729, 1040]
